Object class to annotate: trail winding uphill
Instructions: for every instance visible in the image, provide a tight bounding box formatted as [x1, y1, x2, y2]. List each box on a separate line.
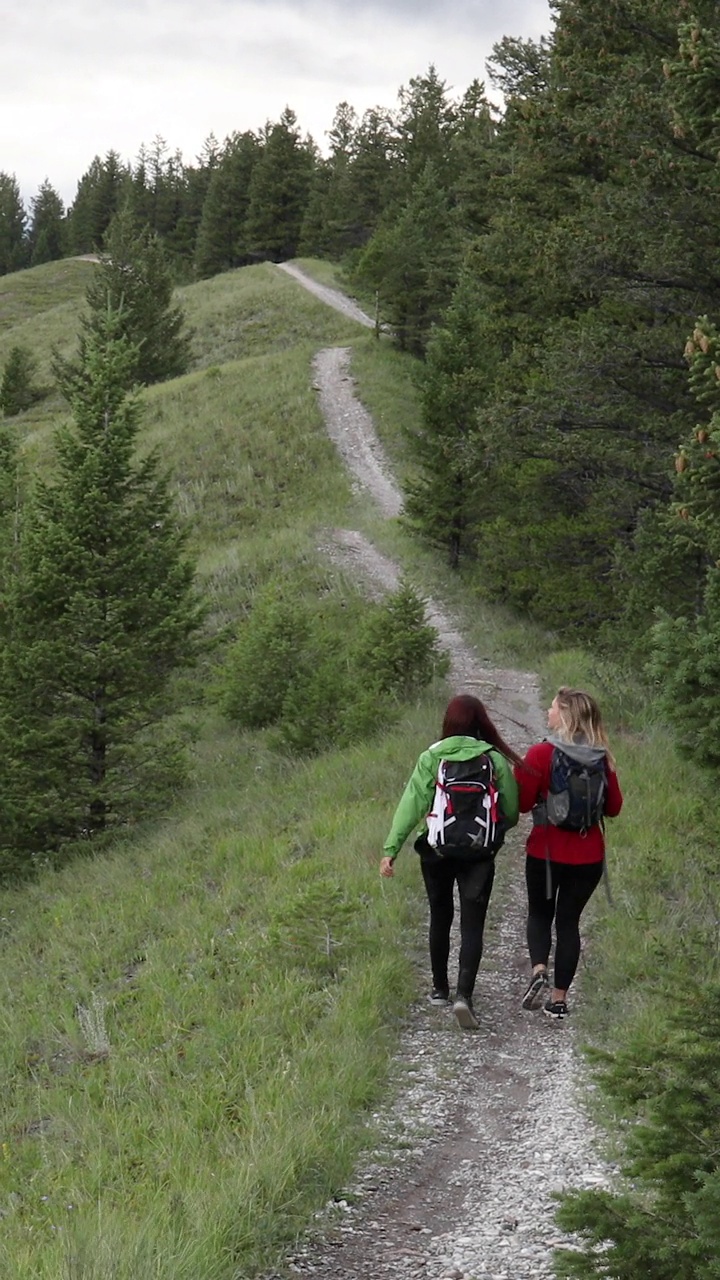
[265, 263, 611, 1280]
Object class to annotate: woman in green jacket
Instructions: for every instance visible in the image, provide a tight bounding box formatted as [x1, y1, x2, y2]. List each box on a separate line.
[380, 694, 521, 1030]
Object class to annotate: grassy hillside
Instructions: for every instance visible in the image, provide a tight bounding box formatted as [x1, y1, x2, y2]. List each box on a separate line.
[1, 256, 719, 1278]
[0, 259, 96, 335]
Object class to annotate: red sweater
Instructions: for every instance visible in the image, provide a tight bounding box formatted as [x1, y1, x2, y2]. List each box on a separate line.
[514, 741, 623, 865]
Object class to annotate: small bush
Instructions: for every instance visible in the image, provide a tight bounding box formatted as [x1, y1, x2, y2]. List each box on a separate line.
[216, 585, 311, 727]
[275, 641, 387, 755]
[355, 579, 449, 697]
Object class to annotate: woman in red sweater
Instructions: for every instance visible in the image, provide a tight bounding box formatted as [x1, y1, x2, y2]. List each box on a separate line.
[514, 687, 623, 1020]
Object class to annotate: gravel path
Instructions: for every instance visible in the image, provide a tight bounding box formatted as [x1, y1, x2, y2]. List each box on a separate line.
[313, 348, 402, 519]
[265, 263, 611, 1280]
[277, 261, 376, 330]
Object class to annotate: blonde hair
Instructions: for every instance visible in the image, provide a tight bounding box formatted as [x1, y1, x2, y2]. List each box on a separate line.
[554, 687, 615, 768]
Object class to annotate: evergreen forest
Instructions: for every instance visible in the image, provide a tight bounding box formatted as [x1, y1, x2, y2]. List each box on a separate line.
[2, 2, 720, 1277]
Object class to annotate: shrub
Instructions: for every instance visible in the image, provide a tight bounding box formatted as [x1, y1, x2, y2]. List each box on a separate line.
[216, 586, 311, 728]
[276, 641, 387, 755]
[355, 579, 449, 697]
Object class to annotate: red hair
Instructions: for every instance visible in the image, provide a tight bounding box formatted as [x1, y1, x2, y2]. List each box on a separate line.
[442, 694, 523, 767]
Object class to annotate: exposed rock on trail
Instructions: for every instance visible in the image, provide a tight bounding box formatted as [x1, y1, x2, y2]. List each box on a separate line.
[263, 264, 611, 1280]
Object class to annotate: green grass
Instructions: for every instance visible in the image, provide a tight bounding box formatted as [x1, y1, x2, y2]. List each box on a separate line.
[289, 258, 349, 290]
[0, 712, 432, 1279]
[181, 263, 366, 368]
[0, 259, 96, 335]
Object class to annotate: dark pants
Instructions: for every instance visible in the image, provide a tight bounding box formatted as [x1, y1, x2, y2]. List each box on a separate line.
[525, 855, 604, 992]
[420, 853, 496, 999]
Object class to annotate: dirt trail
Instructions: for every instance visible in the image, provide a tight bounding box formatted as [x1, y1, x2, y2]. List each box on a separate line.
[265, 263, 611, 1280]
[278, 261, 376, 330]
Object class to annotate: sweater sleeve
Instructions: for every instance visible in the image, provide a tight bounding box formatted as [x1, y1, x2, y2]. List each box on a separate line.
[491, 751, 520, 828]
[604, 767, 623, 818]
[514, 742, 551, 814]
[382, 751, 437, 860]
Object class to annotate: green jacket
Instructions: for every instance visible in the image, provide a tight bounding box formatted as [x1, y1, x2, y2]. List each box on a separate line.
[383, 735, 520, 861]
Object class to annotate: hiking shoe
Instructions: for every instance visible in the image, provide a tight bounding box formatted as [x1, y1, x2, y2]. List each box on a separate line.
[543, 998, 569, 1021]
[521, 968, 550, 1011]
[453, 995, 480, 1030]
[428, 987, 451, 1006]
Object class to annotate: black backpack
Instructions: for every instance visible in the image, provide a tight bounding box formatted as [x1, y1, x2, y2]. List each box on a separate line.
[544, 747, 607, 832]
[423, 754, 502, 859]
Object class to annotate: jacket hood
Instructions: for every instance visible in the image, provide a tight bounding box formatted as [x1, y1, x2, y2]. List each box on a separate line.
[546, 732, 607, 767]
[428, 734, 498, 759]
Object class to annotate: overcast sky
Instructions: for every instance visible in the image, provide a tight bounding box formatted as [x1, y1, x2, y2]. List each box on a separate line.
[4, 0, 551, 209]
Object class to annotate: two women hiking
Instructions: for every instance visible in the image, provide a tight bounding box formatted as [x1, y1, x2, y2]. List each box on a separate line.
[380, 688, 623, 1029]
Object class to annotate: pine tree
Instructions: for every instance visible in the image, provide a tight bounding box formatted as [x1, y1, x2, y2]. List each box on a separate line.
[394, 65, 458, 193]
[648, 315, 720, 767]
[404, 270, 494, 565]
[353, 160, 462, 355]
[555, 985, 720, 1280]
[0, 173, 28, 275]
[244, 108, 315, 261]
[194, 131, 261, 277]
[448, 0, 720, 633]
[173, 135, 220, 270]
[68, 208, 192, 387]
[343, 108, 396, 248]
[127, 142, 153, 232]
[0, 308, 203, 859]
[639, 16, 720, 735]
[28, 179, 66, 265]
[67, 151, 131, 255]
[0, 345, 39, 416]
[449, 80, 498, 236]
[317, 102, 362, 256]
[297, 162, 332, 257]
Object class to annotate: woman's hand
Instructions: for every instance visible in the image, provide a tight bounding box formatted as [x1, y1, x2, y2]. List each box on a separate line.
[379, 856, 395, 878]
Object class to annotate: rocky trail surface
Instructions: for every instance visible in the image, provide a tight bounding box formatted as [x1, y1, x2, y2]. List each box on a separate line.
[263, 264, 611, 1280]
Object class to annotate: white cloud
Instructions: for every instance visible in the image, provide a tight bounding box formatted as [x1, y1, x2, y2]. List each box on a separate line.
[3, 0, 551, 206]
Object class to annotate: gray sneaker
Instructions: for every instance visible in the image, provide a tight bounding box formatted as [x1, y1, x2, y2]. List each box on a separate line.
[521, 969, 550, 1011]
[453, 995, 479, 1030]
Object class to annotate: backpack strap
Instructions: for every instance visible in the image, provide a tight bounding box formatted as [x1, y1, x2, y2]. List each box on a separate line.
[600, 817, 613, 905]
[533, 798, 549, 826]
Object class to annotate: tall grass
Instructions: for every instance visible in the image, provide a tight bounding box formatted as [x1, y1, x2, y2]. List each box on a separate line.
[0, 704, 444, 1278]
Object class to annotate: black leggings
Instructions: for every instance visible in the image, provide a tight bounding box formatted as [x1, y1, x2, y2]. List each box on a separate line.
[525, 856, 604, 992]
[420, 854, 495, 998]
